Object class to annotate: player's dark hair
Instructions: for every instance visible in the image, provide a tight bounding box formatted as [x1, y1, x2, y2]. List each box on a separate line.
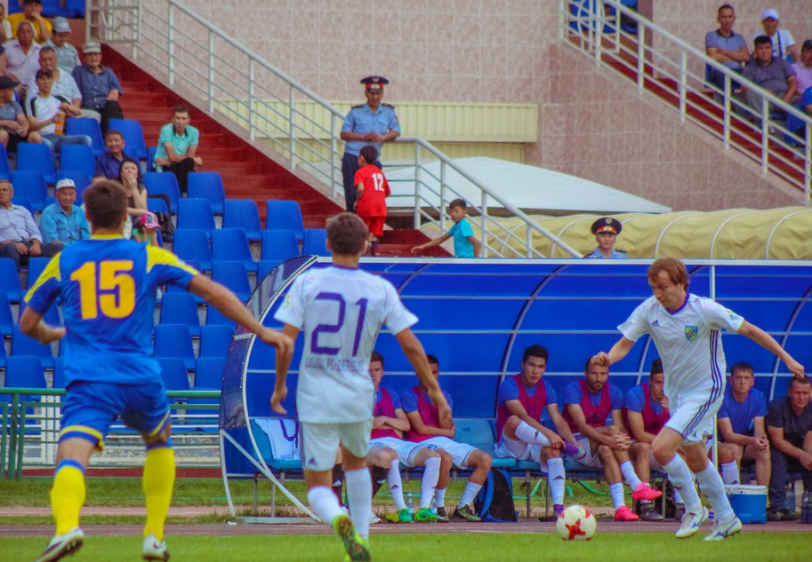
[449, 198, 467, 211]
[35, 69, 53, 80]
[522, 345, 549, 363]
[173, 104, 190, 116]
[718, 4, 734, 15]
[754, 35, 772, 49]
[788, 376, 811, 392]
[650, 358, 664, 376]
[426, 354, 439, 367]
[371, 351, 384, 367]
[359, 145, 378, 165]
[729, 361, 754, 377]
[326, 212, 368, 256]
[84, 181, 128, 230]
[648, 257, 689, 290]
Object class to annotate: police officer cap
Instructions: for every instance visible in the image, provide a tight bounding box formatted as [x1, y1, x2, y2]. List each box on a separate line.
[591, 217, 622, 235]
[361, 76, 389, 92]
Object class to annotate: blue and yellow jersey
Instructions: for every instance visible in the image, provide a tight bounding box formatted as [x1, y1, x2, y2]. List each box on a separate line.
[25, 234, 198, 387]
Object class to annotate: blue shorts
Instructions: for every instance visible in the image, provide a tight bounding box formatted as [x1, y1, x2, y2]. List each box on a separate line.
[60, 381, 171, 451]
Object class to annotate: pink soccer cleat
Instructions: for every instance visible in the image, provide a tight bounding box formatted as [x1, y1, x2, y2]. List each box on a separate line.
[614, 505, 640, 522]
[632, 482, 663, 502]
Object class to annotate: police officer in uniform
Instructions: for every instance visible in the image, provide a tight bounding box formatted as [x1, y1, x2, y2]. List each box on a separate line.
[340, 76, 401, 212]
[585, 217, 628, 259]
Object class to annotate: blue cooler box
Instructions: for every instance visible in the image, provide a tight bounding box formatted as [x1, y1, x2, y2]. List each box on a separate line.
[725, 485, 767, 524]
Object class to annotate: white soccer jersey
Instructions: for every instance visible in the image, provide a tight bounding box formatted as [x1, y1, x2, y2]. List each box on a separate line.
[618, 294, 744, 401]
[274, 265, 418, 424]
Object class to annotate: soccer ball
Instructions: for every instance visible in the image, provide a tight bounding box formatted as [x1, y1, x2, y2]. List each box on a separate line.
[556, 505, 597, 541]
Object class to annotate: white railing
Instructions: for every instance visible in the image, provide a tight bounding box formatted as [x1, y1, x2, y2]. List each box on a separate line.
[109, 0, 580, 258]
[85, 0, 140, 44]
[560, 0, 812, 202]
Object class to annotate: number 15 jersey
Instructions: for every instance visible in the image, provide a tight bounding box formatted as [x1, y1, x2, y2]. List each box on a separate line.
[274, 265, 418, 423]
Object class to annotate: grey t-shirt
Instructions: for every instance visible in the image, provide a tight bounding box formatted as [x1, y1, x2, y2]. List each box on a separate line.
[0, 100, 23, 126]
[767, 395, 812, 446]
[742, 56, 795, 94]
[705, 30, 748, 70]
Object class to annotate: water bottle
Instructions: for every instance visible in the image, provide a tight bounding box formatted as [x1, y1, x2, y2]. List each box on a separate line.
[801, 491, 812, 524]
[785, 485, 796, 515]
[405, 492, 414, 515]
[54, 112, 65, 135]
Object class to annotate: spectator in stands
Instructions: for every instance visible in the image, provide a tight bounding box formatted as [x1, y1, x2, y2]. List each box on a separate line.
[0, 75, 31, 152]
[26, 69, 91, 154]
[354, 145, 390, 256]
[118, 157, 150, 238]
[154, 105, 201, 194]
[704, 4, 748, 93]
[754, 9, 799, 64]
[25, 47, 84, 116]
[340, 76, 400, 212]
[411, 198, 481, 258]
[563, 358, 662, 521]
[47, 17, 80, 74]
[6, 21, 42, 98]
[0, 3, 12, 44]
[402, 355, 493, 522]
[72, 42, 123, 133]
[494, 344, 582, 518]
[7, 0, 51, 44]
[94, 130, 134, 180]
[741, 36, 796, 124]
[716, 361, 770, 488]
[0, 179, 61, 271]
[585, 217, 627, 259]
[766, 376, 812, 521]
[791, 40, 812, 103]
[39, 178, 90, 249]
[786, 85, 812, 145]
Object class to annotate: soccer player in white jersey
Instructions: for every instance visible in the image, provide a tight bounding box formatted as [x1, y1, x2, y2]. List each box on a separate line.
[593, 258, 805, 541]
[271, 213, 450, 562]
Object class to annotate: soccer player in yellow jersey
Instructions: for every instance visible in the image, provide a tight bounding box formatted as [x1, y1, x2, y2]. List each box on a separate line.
[23, 181, 293, 562]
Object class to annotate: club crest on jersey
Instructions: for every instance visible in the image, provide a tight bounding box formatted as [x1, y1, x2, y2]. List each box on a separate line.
[684, 326, 698, 341]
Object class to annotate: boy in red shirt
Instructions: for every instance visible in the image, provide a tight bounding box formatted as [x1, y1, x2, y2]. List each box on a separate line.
[354, 145, 390, 256]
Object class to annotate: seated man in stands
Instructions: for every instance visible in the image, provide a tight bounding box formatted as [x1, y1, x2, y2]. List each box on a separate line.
[6, 21, 42, 99]
[25, 69, 92, 154]
[94, 130, 135, 180]
[7, 0, 51, 44]
[40, 179, 90, 250]
[0, 75, 32, 152]
[367, 351, 453, 523]
[0, 180, 61, 271]
[791, 40, 812, 102]
[766, 376, 812, 521]
[704, 4, 748, 93]
[153, 105, 202, 195]
[564, 358, 662, 521]
[47, 17, 81, 74]
[754, 9, 799, 64]
[494, 344, 581, 517]
[25, 47, 86, 118]
[717, 361, 770, 488]
[401, 355, 492, 522]
[72, 42, 123, 133]
[741, 36, 796, 123]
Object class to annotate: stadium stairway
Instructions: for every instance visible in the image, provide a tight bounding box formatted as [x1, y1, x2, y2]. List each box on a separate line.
[101, 47, 448, 258]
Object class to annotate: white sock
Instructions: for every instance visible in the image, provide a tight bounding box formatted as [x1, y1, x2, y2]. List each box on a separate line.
[345, 469, 372, 540]
[434, 487, 447, 508]
[663, 455, 702, 514]
[514, 421, 551, 447]
[307, 486, 345, 526]
[695, 463, 735, 522]
[620, 461, 643, 490]
[387, 463, 406, 510]
[459, 481, 482, 507]
[673, 488, 684, 505]
[420, 458, 441, 509]
[720, 461, 740, 485]
[609, 482, 625, 509]
[547, 457, 565, 505]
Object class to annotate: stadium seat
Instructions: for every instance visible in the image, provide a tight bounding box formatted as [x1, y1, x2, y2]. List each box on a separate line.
[177, 198, 216, 238]
[108, 119, 148, 160]
[157, 358, 191, 391]
[212, 229, 257, 273]
[4, 356, 47, 390]
[41, 0, 75, 17]
[55, 172, 91, 205]
[265, 200, 304, 242]
[188, 172, 226, 214]
[194, 357, 226, 389]
[17, 143, 56, 184]
[172, 229, 212, 272]
[154, 325, 196, 371]
[66, 0, 86, 17]
[0, 258, 23, 302]
[257, 260, 279, 283]
[159, 293, 202, 337]
[147, 197, 169, 214]
[261, 229, 300, 264]
[10, 171, 49, 212]
[223, 199, 262, 242]
[0, 144, 10, 179]
[303, 228, 329, 257]
[212, 261, 252, 302]
[146, 146, 158, 173]
[0, 292, 13, 337]
[205, 305, 236, 328]
[199, 325, 234, 358]
[143, 173, 180, 214]
[11, 325, 55, 369]
[59, 145, 96, 177]
[0, 340, 7, 369]
[66, 118, 105, 157]
[10, 196, 33, 214]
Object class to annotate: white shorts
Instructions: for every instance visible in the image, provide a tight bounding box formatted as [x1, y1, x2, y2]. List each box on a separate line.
[573, 434, 604, 468]
[665, 393, 723, 445]
[300, 420, 372, 472]
[495, 435, 548, 472]
[368, 436, 425, 468]
[419, 436, 477, 470]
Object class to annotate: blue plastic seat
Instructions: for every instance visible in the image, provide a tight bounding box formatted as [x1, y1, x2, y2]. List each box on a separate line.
[157, 358, 191, 391]
[10, 196, 33, 214]
[66, 0, 85, 17]
[212, 261, 252, 302]
[65, 118, 105, 156]
[10, 171, 49, 212]
[303, 228, 329, 257]
[0, 292, 13, 337]
[4, 356, 47, 390]
[223, 200, 262, 241]
[199, 325, 234, 358]
[0, 258, 23, 302]
[265, 200, 304, 242]
[188, 173, 226, 214]
[0, 144, 11, 179]
[55, 172, 91, 205]
[59, 145, 96, 177]
[177, 198, 216, 237]
[172, 229, 212, 272]
[108, 119, 148, 160]
[261, 230, 300, 263]
[143, 173, 181, 214]
[159, 292, 202, 337]
[146, 146, 157, 173]
[195, 357, 226, 389]
[154, 324, 195, 371]
[11, 325, 55, 369]
[147, 197, 169, 214]
[205, 305, 236, 328]
[41, 0, 75, 17]
[212, 229, 257, 273]
[17, 143, 56, 184]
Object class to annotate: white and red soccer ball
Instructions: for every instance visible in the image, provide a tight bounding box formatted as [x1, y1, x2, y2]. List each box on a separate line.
[556, 505, 597, 541]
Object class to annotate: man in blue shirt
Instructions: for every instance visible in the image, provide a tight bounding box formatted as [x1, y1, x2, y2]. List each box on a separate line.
[71, 42, 123, 133]
[584, 217, 627, 259]
[40, 179, 90, 249]
[704, 4, 748, 93]
[93, 130, 134, 180]
[340, 76, 400, 212]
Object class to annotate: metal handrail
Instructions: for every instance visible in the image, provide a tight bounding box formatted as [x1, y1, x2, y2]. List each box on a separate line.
[560, 0, 812, 202]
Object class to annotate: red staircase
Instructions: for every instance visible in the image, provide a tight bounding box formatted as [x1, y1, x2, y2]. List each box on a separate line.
[102, 47, 448, 257]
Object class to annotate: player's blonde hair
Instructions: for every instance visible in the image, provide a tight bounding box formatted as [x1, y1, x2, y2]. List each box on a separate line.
[648, 257, 689, 290]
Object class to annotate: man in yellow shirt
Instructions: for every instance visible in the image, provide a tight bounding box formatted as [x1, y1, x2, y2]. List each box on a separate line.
[8, 0, 52, 44]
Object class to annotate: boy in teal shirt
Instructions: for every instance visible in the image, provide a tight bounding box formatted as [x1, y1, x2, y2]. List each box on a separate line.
[411, 199, 481, 258]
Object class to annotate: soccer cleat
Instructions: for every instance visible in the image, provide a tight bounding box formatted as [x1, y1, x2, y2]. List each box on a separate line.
[369, 512, 381, 525]
[766, 508, 796, 522]
[384, 508, 414, 524]
[704, 515, 743, 541]
[333, 514, 371, 562]
[34, 527, 85, 562]
[453, 504, 481, 522]
[434, 507, 449, 522]
[632, 482, 663, 502]
[553, 504, 565, 517]
[675, 506, 709, 539]
[562, 442, 582, 457]
[414, 508, 438, 523]
[614, 505, 639, 522]
[142, 534, 170, 561]
[640, 503, 665, 522]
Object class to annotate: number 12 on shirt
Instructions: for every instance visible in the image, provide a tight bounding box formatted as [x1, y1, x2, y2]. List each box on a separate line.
[311, 292, 368, 357]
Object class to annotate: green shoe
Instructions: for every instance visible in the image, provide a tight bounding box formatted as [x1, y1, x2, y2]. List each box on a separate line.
[384, 508, 413, 524]
[333, 514, 371, 561]
[414, 508, 438, 522]
[435, 507, 450, 522]
[453, 504, 481, 522]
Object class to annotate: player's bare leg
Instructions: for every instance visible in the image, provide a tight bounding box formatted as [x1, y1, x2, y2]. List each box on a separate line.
[141, 423, 174, 561]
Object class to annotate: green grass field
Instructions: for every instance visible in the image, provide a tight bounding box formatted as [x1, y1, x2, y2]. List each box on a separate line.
[2, 533, 809, 562]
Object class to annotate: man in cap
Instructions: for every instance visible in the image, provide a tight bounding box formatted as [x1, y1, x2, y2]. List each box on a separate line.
[47, 17, 81, 74]
[585, 217, 627, 259]
[339, 76, 401, 213]
[754, 9, 799, 63]
[0, 179, 62, 271]
[40, 179, 90, 249]
[0, 75, 32, 151]
[791, 40, 812, 102]
[72, 43, 124, 133]
[7, 0, 52, 44]
[6, 21, 42, 98]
